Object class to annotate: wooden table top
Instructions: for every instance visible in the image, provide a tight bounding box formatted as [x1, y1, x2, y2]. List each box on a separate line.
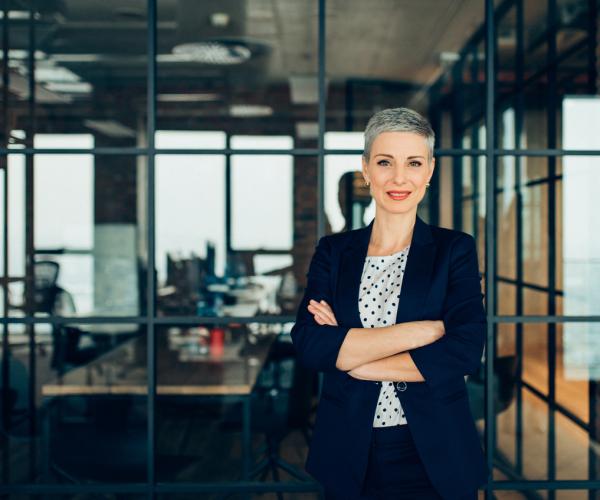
[41, 333, 277, 397]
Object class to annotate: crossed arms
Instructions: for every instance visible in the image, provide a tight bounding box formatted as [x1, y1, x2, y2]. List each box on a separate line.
[289, 233, 486, 390]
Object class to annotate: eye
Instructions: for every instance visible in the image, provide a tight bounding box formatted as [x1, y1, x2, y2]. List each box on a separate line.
[409, 160, 422, 167]
[377, 159, 390, 166]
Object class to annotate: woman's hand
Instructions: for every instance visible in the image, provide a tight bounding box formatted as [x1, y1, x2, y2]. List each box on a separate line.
[307, 299, 338, 326]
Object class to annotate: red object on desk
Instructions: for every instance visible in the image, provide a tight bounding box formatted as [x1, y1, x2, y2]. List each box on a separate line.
[210, 327, 225, 356]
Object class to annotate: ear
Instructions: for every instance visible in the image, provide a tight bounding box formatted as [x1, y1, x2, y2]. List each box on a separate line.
[361, 156, 369, 183]
[428, 157, 435, 181]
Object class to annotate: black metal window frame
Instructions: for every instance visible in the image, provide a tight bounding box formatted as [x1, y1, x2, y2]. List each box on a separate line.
[1, 0, 599, 496]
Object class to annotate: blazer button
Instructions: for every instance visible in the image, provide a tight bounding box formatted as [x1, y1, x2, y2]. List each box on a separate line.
[395, 381, 407, 392]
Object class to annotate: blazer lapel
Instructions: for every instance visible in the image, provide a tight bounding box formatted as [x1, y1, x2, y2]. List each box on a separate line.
[336, 220, 373, 327]
[395, 216, 437, 324]
[335, 214, 437, 328]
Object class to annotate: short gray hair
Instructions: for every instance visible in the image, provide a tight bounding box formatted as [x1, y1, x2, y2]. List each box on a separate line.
[363, 107, 435, 161]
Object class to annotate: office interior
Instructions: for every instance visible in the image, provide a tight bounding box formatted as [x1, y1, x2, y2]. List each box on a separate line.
[0, 0, 599, 498]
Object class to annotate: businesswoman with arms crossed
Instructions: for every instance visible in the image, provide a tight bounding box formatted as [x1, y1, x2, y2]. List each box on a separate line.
[290, 108, 490, 500]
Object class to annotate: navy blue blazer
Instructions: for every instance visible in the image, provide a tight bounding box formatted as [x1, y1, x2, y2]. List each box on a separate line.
[290, 215, 490, 500]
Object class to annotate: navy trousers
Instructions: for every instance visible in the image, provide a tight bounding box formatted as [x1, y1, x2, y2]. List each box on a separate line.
[324, 424, 478, 500]
[360, 424, 443, 499]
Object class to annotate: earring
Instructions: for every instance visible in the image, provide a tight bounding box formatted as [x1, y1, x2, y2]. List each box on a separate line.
[426, 182, 430, 188]
[365, 180, 370, 187]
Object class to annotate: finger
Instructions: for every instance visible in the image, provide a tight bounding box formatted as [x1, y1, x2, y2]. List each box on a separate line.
[318, 300, 335, 316]
[312, 310, 335, 326]
[314, 313, 328, 325]
[310, 300, 337, 324]
[318, 301, 338, 325]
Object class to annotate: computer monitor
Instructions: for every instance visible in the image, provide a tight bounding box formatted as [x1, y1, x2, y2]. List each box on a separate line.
[205, 241, 216, 277]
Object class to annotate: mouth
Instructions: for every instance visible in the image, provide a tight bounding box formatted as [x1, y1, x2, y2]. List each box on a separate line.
[386, 190, 412, 201]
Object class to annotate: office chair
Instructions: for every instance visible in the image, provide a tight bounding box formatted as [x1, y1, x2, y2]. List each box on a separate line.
[219, 334, 316, 500]
[467, 355, 519, 420]
[33, 260, 96, 372]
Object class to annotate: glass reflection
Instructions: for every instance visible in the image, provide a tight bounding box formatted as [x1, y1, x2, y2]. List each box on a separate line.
[496, 156, 600, 315]
[1, 323, 146, 484]
[156, 0, 318, 136]
[155, 146, 305, 318]
[324, 132, 374, 235]
[155, 322, 302, 483]
[493, 323, 597, 482]
[3, 5, 147, 148]
[1, 153, 146, 318]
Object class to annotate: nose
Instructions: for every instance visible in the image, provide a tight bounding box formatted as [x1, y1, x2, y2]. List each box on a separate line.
[392, 163, 408, 184]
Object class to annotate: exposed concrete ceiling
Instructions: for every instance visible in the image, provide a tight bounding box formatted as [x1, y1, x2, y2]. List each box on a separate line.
[4, 0, 487, 88]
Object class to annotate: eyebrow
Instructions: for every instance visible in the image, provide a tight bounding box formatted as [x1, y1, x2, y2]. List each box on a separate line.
[374, 154, 425, 160]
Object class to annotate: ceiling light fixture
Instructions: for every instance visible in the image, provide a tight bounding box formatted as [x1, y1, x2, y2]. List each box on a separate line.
[172, 40, 252, 65]
[229, 105, 273, 117]
[157, 93, 220, 102]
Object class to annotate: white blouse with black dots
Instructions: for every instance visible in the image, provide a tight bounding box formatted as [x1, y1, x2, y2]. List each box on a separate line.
[358, 244, 410, 428]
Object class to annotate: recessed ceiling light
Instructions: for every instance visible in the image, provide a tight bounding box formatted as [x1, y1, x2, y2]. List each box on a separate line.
[84, 120, 135, 138]
[0, 10, 40, 20]
[35, 65, 80, 83]
[229, 105, 273, 117]
[45, 82, 92, 94]
[172, 41, 252, 65]
[210, 12, 230, 27]
[157, 93, 220, 102]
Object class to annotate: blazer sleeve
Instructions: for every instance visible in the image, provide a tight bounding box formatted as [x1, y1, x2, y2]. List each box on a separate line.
[290, 235, 352, 373]
[408, 233, 486, 390]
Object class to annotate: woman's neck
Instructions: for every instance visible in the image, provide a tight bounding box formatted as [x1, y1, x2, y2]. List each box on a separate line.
[368, 211, 416, 255]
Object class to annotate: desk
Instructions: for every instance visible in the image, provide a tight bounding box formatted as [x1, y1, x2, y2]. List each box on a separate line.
[42, 334, 274, 396]
[41, 333, 277, 485]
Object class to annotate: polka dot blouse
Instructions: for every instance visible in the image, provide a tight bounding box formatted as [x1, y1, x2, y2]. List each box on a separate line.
[358, 244, 410, 428]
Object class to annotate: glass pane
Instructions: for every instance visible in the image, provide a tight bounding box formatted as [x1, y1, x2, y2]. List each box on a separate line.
[3, 5, 147, 148]
[231, 137, 294, 251]
[523, 0, 548, 81]
[523, 83, 549, 150]
[155, 153, 225, 316]
[325, 0, 485, 150]
[155, 321, 307, 485]
[3, 153, 146, 318]
[518, 0, 599, 150]
[522, 178, 548, 288]
[497, 157, 517, 281]
[156, 0, 317, 141]
[324, 133, 373, 234]
[498, 283, 517, 317]
[499, 155, 600, 316]
[493, 323, 597, 482]
[561, 96, 600, 151]
[560, 156, 600, 317]
[156, 152, 313, 318]
[1, 322, 147, 484]
[497, 5, 517, 103]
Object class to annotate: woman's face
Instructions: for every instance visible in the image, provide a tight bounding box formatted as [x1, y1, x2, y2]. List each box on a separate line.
[361, 131, 434, 216]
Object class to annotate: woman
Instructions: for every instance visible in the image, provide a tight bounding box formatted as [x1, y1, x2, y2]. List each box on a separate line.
[290, 108, 490, 500]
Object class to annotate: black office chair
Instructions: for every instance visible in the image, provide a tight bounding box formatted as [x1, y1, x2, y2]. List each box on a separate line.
[219, 333, 316, 500]
[467, 355, 519, 420]
[33, 260, 96, 373]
